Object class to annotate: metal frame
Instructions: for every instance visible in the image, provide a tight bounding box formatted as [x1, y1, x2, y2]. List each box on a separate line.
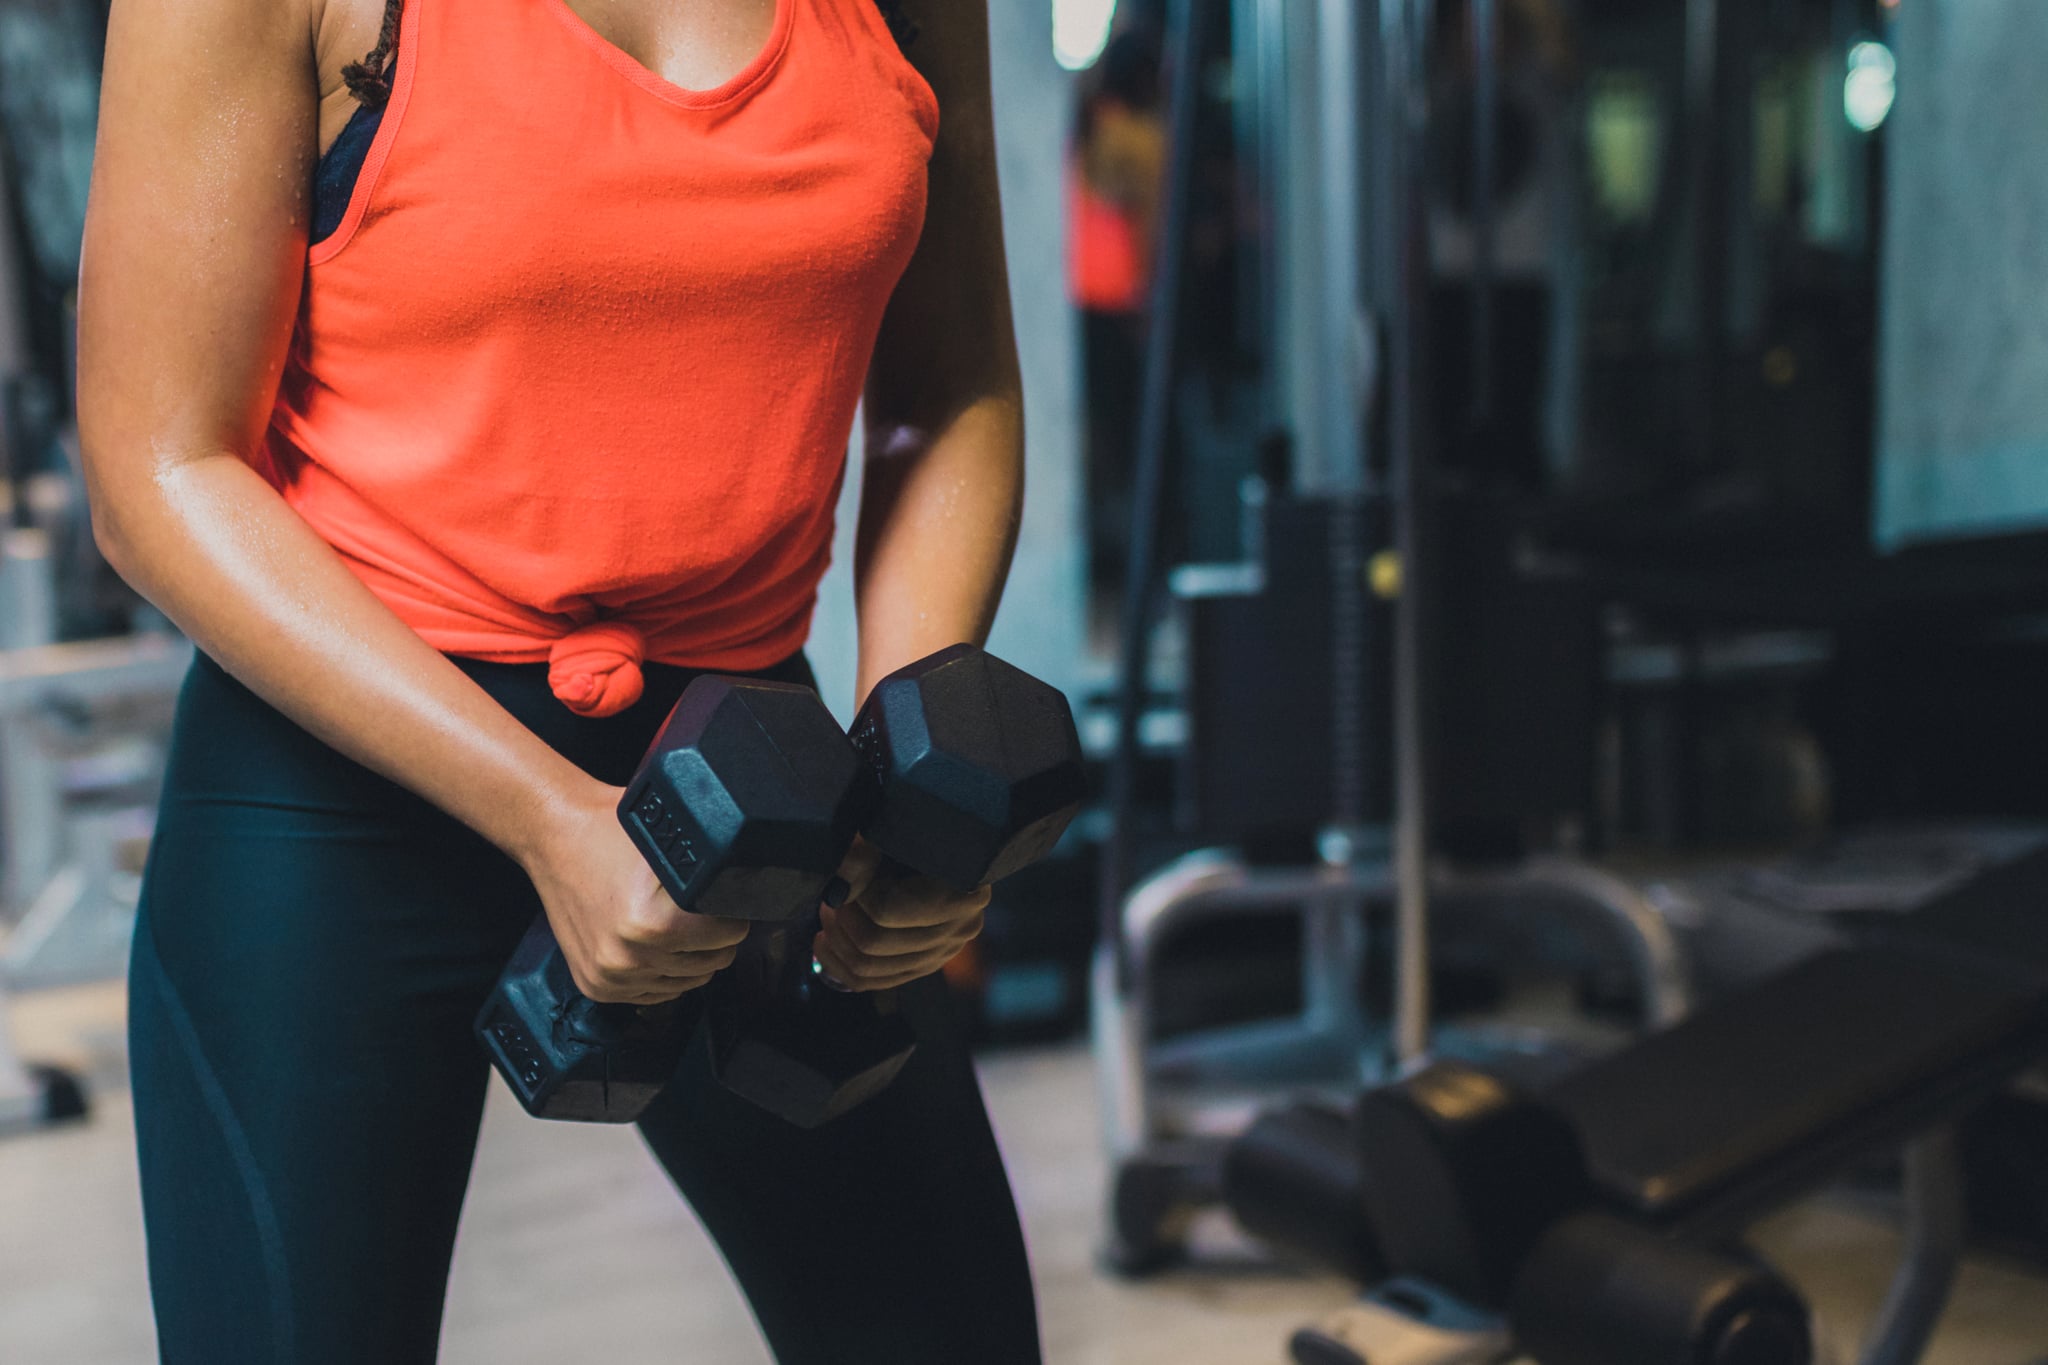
[1094, 846, 1692, 1192]
[1858, 1128, 1966, 1365]
[1094, 849, 1392, 1162]
[1, 528, 190, 986]
[0, 980, 43, 1131]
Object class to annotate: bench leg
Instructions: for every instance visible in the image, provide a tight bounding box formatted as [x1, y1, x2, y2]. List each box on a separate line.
[1859, 1128, 1965, 1365]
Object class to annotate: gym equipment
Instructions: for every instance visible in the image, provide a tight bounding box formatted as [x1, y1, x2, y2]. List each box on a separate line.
[1288, 1281, 1507, 1365]
[1283, 1249, 1808, 1365]
[0, 980, 87, 1135]
[0, 525, 177, 1135]
[1509, 1215, 1811, 1365]
[1226, 846, 2048, 1364]
[1089, 0, 1690, 1277]
[1351, 1061, 1587, 1307]
[1220, 1101, 1383, 1284]
[1095, 479, 1673, 1275]
[0, 1057, 86, 1133]
[1095, 843, 1687, 1273]
[476, 675, 871, 1123]
[0, 0, 101, 416]
[0, 0, 99, 294]
[1091, 0, 1372, 1276]
[708, 644, 1085, 1127]
[2, 526, 190, 986]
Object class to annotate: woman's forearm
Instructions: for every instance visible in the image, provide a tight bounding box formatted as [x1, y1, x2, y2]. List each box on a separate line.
[851, 391, 1023, 703]
[88, 450, 601, 869]
[77, 0, 605, 872]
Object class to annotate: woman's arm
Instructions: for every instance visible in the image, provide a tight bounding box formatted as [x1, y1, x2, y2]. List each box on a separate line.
[852, 0, 1023, 702]
[78, 0, 743, 1002]
[815, 0, 1024, 991]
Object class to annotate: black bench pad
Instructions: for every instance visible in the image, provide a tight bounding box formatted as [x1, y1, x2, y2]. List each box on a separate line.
[1543, 943, 2048, 1226]
[1895, 845, 2048, 983]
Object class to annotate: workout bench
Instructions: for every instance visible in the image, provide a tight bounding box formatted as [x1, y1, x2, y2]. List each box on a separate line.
[1225, 847, 2048, 1365]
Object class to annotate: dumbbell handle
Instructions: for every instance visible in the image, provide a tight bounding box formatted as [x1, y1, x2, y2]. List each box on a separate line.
[477, 910, 702, 1121]
[489, 814, 853, 1103]
[806, 852, 967, 989]
[517, 915, 663, 1042]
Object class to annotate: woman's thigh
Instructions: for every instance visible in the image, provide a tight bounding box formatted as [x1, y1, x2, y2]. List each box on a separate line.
[131, 657, 537, 1365]
[637, 974, 1042, 1365]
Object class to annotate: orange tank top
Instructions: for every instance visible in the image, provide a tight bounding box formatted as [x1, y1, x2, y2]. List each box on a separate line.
[264, 0, 938, 717]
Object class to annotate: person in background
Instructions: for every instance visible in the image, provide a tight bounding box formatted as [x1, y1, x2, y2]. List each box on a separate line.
[1070, 26, 1166, 608]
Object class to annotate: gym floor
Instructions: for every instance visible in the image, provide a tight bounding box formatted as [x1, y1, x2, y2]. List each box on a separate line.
[3, 983, 2047, 1364]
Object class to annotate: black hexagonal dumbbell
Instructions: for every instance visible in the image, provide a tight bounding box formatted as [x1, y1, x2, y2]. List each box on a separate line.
[475, 676, 873, 1123]
[706, 644, 1086, 1127]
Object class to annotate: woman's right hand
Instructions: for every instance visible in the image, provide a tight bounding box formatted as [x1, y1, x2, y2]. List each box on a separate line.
[520, 779, 753, 1006]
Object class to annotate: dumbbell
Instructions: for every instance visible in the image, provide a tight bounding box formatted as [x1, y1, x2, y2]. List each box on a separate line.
[704, 643, 1085, 1128]
[475, 675, 872, 1123]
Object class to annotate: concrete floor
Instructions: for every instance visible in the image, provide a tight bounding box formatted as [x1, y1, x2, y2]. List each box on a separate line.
[3, 983, 2047, 1364]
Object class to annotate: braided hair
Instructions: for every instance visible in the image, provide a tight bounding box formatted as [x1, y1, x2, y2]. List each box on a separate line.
[341, 0, 916, 108]
[340, 0, 405, 108]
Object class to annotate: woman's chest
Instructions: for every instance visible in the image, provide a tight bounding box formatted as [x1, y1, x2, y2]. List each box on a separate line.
[306, 0, 937, 349]
[314, 0, 782, 154]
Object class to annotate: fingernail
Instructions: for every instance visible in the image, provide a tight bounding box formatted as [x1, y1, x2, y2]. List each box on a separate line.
[811, 955, 855, 992]
[822, 876, 851, 909]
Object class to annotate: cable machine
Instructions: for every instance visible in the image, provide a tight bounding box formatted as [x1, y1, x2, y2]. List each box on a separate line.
[1091, 0, 1684, 1272]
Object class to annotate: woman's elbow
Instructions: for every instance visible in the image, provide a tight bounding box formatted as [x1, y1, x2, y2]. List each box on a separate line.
[74, 430, 149, 583]
[88, 503, 133, 580]
[83, 475, 139, 583]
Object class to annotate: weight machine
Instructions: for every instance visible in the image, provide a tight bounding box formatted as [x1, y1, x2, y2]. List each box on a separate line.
[1092, 0, 1689, 1272]
[0, 0, 190, 1134]
[1094, 0, 2048, 1360]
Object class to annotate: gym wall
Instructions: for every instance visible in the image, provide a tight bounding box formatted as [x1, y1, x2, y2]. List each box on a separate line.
[1875, 0, 2048, 550]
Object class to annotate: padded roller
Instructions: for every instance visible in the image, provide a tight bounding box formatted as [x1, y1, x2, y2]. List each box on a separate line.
[1509, 1213, 1810, 1365]
[1354, 1061, 1590, 1306]
[1223, 1102, 1386, 1283]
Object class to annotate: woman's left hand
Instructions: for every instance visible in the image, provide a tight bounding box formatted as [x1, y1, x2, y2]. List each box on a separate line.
[813, 839, 990, 992]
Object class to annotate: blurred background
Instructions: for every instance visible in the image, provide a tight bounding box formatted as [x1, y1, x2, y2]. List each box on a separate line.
[6, 0, 2048, 1361]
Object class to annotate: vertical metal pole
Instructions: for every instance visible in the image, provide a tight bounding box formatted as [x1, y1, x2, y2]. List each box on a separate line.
[1860, 1130, 1965, 1365]
[0, 529, 61, 913]
[1, 527, 57, 648]
[1469, 0, 1498, 431]
[0, 537, 51, 1110]
[1234, 0, 1283, 406]
[1317, 0, 1367, 499]
[1319, 0, 1369, 852]
[1272, 1, 1329, 488]
[0, 1002, 37, 1110]
[1382, 0, 1436, 1069]
[1100, 0, 1214, 986]
[1681, 0, 1724, 472]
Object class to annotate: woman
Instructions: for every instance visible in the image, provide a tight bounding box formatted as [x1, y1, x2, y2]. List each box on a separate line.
[1067, 27, 1164, 600]
[76, 0, 1034, 1358]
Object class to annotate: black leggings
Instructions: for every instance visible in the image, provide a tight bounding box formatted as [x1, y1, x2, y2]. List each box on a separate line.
[128, 652, 1041, 1365]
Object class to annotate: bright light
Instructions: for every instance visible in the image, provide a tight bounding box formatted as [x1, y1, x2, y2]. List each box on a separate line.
[1054, 0, 1117, 71]
[1845, 40, 1896, 132]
